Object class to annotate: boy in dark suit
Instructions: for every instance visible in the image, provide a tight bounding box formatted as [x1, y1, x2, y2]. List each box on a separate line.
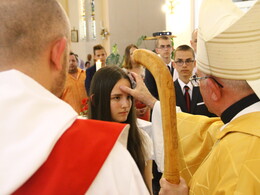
[85, 44, 107, 95]
[173, 45, 215, 116]
[145, 36, 176, 100]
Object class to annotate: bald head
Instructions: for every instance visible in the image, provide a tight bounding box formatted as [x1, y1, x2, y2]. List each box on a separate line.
[0, 0, 70, 66]
[190, 29, 198, 54]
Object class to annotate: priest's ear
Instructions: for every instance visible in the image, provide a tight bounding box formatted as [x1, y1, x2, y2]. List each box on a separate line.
[50, 37, 67, 71]
[207, 77, 222, 101]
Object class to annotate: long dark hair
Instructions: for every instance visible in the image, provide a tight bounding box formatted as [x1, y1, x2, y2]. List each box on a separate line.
[88, 65, 146, 177]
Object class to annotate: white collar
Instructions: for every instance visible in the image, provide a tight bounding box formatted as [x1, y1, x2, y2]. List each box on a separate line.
[231, 101, 260, 122]
[0, 70, 77, 194]
[177, 79, 193, 93]
[166, 61, 172, 67]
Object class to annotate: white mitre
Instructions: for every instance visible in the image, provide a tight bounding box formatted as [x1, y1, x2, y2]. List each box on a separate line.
[197, 0, 260, 98]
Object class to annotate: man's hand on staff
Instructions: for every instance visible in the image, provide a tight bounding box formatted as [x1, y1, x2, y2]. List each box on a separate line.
[159, 177, 189, 195]
[120, 72, 157, 109]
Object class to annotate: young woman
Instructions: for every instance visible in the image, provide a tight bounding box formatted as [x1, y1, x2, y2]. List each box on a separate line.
[88, 66, 153, 194]
[122, 44, 150, 121]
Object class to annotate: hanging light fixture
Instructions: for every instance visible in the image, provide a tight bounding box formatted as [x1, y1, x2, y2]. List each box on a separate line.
[162, 0, 175, 14]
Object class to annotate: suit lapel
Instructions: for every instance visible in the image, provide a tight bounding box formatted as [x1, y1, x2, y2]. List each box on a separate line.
[174, 81, 187, 112]
[170, 61, 174, 77]
[191, 87, 200, 113]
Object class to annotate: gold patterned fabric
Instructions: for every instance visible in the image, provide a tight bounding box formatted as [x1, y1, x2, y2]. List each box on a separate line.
[177, 113, 223, 184]
[177, 112, 260, 194]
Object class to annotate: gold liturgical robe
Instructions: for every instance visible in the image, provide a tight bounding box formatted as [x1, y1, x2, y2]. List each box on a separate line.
[177, 112, 260, 194]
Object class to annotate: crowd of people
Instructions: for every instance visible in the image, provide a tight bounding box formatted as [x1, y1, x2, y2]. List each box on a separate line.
[1, 0, 260, 194]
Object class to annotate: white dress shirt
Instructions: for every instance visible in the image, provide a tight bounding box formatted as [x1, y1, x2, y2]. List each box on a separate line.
[177, 79, 193, 98]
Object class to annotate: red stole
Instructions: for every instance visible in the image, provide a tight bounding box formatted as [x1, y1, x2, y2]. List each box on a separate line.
[13, 119, 126, 195]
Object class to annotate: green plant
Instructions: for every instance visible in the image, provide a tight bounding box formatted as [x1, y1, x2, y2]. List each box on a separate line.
[106, 35, 174, 67]
[171, 37, 175, 59]
[136, 35, 147, 47]
[106, 44, 124, 67]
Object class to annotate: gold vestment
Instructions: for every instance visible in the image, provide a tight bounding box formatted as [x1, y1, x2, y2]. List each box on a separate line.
[177, 112, 260, 194]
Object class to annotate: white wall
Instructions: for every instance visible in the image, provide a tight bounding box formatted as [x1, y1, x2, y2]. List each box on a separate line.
[106, 0, 166, 56]
[58, 0, 166, 61]
[166, 0, 194, 48]
[165, 0, 255, 48]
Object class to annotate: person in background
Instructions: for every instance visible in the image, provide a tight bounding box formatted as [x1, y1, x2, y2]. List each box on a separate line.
[78, 58, 85, 70]
[72, 53, 85, 70]
[85, 61, 91, 69]
[88, 65, 154, 194]
[190, 29, 198, 74]
[123, 44, 150, 121]
[87, 53, 92, 64]
[145, 36, 176, 100]
[0, 0, 149, 194]
[60, 52, 88, 114]
[173, 45, 215, 116]
[190, 28, 198, 55]
[85, 44, 107, 95]
[84, 53, 92, 70]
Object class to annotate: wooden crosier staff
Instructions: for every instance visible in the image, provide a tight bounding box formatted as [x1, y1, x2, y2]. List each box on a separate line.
[133, 49, 180, 184]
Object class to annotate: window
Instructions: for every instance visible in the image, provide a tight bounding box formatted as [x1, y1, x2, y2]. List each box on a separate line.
[79, 0, 96, 41]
